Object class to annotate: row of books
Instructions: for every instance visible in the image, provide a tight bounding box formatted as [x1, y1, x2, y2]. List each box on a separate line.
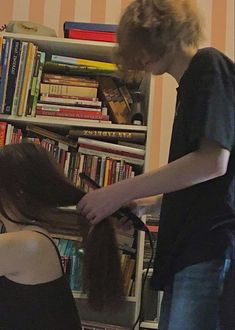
[54, 236, 136, 296]
[0, 36, 146, 125]
[120, 253, 136, 296]
[38, 56, 112, 122]
[0, 123, 144, 187]
[0, 36, 118, 122]
[64, 22, 117, 43]
[77, 136, 145, 166]
[55, 238, 84, 291]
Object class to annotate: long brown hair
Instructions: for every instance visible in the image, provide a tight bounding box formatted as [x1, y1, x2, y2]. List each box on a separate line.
[0, 143, 124, 311]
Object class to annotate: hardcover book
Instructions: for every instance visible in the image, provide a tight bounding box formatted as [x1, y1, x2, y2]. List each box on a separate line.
[68, 29, 116, 43]
[68, 128, 146, 144]
[64, 22, 117, 36]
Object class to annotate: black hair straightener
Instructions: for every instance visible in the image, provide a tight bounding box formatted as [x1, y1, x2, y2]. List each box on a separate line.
[79, 172, 148, 232]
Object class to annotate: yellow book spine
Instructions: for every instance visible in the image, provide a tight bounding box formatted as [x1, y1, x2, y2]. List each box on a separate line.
[75, 59, 116, 70]
[103, 158, 110, 187]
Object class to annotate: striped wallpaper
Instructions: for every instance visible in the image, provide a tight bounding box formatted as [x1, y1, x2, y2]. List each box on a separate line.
[0, 0, 234, 169]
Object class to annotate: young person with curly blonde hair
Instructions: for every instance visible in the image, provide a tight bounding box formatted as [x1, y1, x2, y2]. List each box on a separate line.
[78, 1, 235, 329]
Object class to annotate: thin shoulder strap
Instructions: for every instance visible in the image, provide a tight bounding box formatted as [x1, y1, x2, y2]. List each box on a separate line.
[33, 230, 64, 274]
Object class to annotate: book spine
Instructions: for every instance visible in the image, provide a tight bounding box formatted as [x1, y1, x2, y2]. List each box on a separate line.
[26, 51, 41, 116]
[31, 51, 46, 117]
[0, 121, 7, 146]
[40, 95, 101, 107]
[98, 156, 106, 187]
[37, 103, 101, 112]
[64, 21, 117, 33]
[11, 42, 29, 116]
[77, 137, 145, 156]
[68, 29, 116, 43]
[44, 61, 115, 75]
[69, 128, 146, 144]
[78, 143, 144, 159]
[36, 108, 104, 119]
[98, 76, 130, 124]
[0, 36, 4, 77]
[0, 38, 12, 113]
[78, 147, 144, 166]
[18, 43, 36, 116]
[5, 123, 14, 145]
[51, 54, 117, 71]
[4, 39, 21, 114]
[42, 77, 98, 88]
[40, 83, 97, 98]
[43, 73, 98, 83]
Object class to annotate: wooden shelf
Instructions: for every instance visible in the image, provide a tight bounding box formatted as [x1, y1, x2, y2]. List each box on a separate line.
[73, 291, 137, 302]
[140, 321, 158, 329]
[0, 32, 115, 61]
[0, 114, 148, 131]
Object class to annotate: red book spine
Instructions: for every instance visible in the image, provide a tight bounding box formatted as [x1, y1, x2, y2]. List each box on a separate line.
[0, 122, 7, 146]
[36, 108, 106, 120]
[68, 29, 116, 42]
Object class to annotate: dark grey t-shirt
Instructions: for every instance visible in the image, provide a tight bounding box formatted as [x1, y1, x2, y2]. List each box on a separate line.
[152, 47, 235, 290]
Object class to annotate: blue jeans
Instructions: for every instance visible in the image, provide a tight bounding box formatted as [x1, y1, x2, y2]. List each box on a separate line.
[158, 259, 230, 330]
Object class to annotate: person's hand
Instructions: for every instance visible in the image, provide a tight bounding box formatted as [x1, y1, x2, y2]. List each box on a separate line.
[115, 200, 141, 231]
[77, 185, 125, 225]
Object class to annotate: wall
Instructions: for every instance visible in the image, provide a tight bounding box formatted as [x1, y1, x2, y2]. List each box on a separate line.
[0, 0, 234, 169]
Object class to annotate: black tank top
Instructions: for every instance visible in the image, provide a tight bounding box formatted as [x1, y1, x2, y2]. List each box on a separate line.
[0, 231, 82, 330]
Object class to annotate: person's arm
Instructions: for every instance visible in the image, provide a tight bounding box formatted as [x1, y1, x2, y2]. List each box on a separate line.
[77, 139, 230, 224]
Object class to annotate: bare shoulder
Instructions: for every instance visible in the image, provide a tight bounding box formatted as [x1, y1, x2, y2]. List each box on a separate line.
[0, 230, 62, 280]
[0, 230, 47, 251]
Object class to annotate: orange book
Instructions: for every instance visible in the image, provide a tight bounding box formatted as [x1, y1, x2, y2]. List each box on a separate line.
[0, 121, 7, 146]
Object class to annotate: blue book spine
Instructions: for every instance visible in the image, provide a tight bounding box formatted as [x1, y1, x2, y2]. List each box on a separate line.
[69, 253, 81, 291]
[0, 38, 6, 86]
[64, 21, 117, 37]
[0, 38, 11, 113]
[4, 39, 22, 114]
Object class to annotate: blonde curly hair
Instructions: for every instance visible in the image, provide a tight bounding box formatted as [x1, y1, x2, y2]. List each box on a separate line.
[114, 0, 204, 72]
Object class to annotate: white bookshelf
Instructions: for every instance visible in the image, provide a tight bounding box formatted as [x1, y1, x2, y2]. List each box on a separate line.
[0, 114, 148, 131]
[0, 32, 156, 330]
[73, 292, 137, 303]
[140, 321, 158, 329]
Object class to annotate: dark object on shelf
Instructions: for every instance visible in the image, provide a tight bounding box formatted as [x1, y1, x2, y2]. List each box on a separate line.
[130, 91, 145, 125]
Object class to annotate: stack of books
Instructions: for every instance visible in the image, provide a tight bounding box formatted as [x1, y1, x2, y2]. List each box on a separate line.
[64, 22, 117, 43]
[38, 54, 119, 123]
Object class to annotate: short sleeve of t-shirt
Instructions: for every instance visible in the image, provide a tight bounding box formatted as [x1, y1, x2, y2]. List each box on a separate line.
[185, 49, 235, 151]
